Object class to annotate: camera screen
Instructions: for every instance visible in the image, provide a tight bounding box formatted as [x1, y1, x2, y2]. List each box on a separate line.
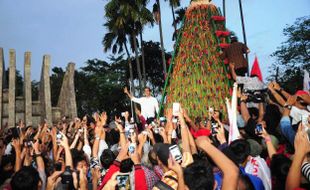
[255, 124, 263, 134]
[116, 174, 130, 190]
[169, 145, 182, 162]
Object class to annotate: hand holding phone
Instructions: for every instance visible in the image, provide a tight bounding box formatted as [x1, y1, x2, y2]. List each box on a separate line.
[255, 124, 263, 135]
[169, 144, 182, 163]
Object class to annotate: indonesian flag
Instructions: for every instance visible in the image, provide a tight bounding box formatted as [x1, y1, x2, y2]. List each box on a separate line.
[250, 56, 263, 81]
[303, 70, 310, 92]
[226, 83, 240, 144]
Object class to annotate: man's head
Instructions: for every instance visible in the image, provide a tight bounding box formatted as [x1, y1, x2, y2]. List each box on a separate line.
[153, 143, 170, 169]
[144, 87, 151, 97]
[230, 36, 238, 43]
[100, 149, 116, 170]
[71, 149, 88, 171]
[229, 139, 251, 166]
[11, 166, 41, 190]
[184, 160, 215, 190]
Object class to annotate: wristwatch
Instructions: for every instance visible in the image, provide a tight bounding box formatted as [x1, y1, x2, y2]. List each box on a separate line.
[284, 103, 292, 110]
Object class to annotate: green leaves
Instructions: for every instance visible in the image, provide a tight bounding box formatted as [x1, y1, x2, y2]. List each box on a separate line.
[270, 16, 310, 93]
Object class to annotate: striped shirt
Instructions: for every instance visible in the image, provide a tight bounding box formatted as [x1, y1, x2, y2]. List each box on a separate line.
[301, 162, 310, 181]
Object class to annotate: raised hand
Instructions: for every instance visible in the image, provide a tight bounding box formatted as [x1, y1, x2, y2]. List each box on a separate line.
[168, 155, 183, 175]
[129, 147, 141, 165]
[103, 171, 120, 190]
[58, 132, 69, 149]
[286, 95, 297, 106]
[215, 123, 227, 144]
[124, 87, 129, 94]
[46, 171, 63, 190]
[12, 138, 21, 152]
[294, 124, 310, 155]
[272, 81, 281, 91]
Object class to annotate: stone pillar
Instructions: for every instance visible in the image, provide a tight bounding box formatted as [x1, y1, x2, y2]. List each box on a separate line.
[8, 49, 16, 128]
[24, 52, 32, 126]
[39, 55, 52, 126]
[0, 48, 3, 128]
[57, 63, 77, 119]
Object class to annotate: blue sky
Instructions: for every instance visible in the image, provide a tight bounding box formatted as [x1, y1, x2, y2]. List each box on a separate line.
[0, 0, 309, 81]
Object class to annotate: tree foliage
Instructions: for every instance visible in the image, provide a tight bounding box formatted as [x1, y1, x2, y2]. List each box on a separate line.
[270, 16, 310, 93]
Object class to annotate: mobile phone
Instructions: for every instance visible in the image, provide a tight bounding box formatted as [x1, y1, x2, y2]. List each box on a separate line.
[211, 123, 218, 135]
[209, 107, 214, 115]
[128, 143, 136, 154]
[121, 112, 126, 117]
[255, 124, 263, 135]
[56, 132, 63, 145]
[169, 144, 182, 163]
[90, 158, 99, 169]
[172, 102, 180, 116]
[116, 173, 131, 190]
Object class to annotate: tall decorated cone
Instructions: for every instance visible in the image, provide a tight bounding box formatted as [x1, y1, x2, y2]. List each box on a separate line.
[250, 56, 263, 81]
[165, 0, 231, 120]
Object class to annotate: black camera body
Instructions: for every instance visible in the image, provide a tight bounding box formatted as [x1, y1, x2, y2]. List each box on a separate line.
[243, 89, 267, 103]
[61, 166, 73, 185]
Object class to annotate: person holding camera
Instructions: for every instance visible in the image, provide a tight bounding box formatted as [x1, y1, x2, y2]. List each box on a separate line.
[124, 87, 159, 124]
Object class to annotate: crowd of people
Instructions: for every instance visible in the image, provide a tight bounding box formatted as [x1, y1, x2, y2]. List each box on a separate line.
[0, 77, 309, 190]
[0, 37, 309, 189]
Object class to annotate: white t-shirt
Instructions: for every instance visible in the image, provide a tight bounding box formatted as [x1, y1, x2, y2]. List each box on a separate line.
[290, 106, 310, 125]
[245, 156, 271, 190]
[132, 96, 159, 119]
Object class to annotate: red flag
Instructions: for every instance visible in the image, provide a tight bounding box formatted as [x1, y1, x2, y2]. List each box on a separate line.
[250, 56, 263, 81]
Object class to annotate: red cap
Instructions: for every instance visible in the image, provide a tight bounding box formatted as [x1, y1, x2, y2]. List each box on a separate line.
[295, 90, 309, 96]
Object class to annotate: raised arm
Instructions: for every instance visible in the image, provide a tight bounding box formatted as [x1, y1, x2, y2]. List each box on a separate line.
[179, 108, 191, 153]
[268, 83, 286, 106]
[272, 82, 291, 99]
[33, 140, 45, 171]
[115, 118, 126, 148]
[229, 63, 237, 81]
[286, 124, 310, 190]
[12, 139, 22, 172]
[196, 136, 239, 190]
[124, 87, 134, 99]
[258, 102, 265, 122]
[259, 128, 276, 159]
[59, 132, 73, 169]
[240, 94, 251, 123]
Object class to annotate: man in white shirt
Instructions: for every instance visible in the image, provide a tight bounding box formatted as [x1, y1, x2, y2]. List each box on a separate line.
[124, 87, 159, 124]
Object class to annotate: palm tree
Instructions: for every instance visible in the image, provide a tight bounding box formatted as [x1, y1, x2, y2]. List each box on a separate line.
[104, 0, 153, 95]
[153, 1, 167, 75]
[172, 7, 186, 41]
[103, 0, 135, 96]
[165, 0, 180, 39]
[131, 0, 154, 90]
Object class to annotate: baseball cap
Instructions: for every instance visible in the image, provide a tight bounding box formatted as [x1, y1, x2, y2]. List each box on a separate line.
[153, 143, 171, 166]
